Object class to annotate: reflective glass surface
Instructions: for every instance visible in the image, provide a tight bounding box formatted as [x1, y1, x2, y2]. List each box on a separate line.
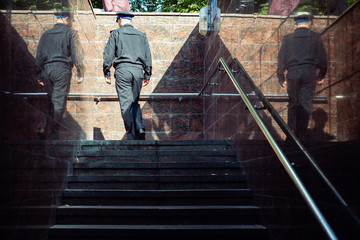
[203, 1, 360, 239]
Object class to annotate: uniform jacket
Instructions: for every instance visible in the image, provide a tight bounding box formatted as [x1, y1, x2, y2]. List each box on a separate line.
[36, 23, 85, 78]
[277, 27, 327, 84]
[103, 24, 152, 80]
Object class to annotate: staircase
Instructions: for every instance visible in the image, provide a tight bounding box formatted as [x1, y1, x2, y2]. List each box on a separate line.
[49, 140, 268, 240]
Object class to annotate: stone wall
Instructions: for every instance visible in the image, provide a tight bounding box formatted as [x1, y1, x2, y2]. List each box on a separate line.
[204, 12, 336, 141]
[91, 12, 205, 140]
[0, 9, 97, 140]
[3, 4, 359, 142]
[3, 11, 205, 140]
[321, 1, 360, 141]
[202, 2, 360, 143]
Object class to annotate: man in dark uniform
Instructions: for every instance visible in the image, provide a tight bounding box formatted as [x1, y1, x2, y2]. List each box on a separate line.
[277, 12, 327, 141]
[103, 11, 152, 140]
[36, 11, 85, 139]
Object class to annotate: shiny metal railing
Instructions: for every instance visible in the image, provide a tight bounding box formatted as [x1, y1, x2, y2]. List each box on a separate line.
[0, 91, 198, 102]
[211, 93, 327, 101]
[0, 90, 327, 102]
[0, 91, 327, 102]
[218, 57, 338, 240]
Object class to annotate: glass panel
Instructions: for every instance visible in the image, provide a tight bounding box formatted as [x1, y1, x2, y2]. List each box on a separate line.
[204, 0, 360, 239]
[0, 1, 96, 239]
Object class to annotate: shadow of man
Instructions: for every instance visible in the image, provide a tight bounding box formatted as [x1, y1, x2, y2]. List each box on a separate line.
[307, 108, 335, 144]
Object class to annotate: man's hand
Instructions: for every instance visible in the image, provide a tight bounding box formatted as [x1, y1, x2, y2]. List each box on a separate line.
[38, 79, 45, 87]
[280, 81, 287, 88]
[105, 77, 111, 85]
[77, 77, 84, 84]
[317, 79, 324, 85]
[143, 79, 149, 87]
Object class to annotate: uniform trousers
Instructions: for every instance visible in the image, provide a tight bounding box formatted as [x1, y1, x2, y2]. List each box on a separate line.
[41, 63, 72, 138]
[115, 66, 145, 140]
[286, 65, 317, 141]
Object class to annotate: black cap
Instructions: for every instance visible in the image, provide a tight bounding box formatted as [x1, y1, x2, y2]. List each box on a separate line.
[294, 12, 313, 23]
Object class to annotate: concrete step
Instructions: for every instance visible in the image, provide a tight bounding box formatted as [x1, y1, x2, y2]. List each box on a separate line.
[75, 155, 237, 163]
[62, 189, 254, 206]
[55, 205, 260, 225]
[72, 161, 242, 176]
[73, 161, 241, 169]
[78, 140, 233, 152]
[49, 224, 267, 240]
[75, 149, 237, 157]
[67, 174, 247, 189]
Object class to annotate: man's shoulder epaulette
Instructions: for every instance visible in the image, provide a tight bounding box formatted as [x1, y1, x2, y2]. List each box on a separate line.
[110, 28, 121, 34]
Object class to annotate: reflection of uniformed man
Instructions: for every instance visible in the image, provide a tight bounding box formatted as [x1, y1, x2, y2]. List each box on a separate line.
[103, 11, 152, 140]
[36, 11, 84, 139]
[277, 12, 327, 141]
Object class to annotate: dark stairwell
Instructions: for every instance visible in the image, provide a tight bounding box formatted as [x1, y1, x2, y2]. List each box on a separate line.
[49, 140, 268, 240]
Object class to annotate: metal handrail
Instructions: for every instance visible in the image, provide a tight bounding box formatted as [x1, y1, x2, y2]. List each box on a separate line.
[212, 93, 327, 101]
[0, 91, 198, 101]
[0, 91, 197, 97]
[233, 58, 360, 229]
[197, 63, 328, 101]
[198, 62, 223, 96]
[219, 57, 338, 240]
[1, 90, 328, 102]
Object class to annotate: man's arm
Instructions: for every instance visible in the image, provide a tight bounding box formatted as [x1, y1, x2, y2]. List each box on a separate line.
[277, 38, 288, 87]
[317, 35, 328, 81]
[35, 36, 46, 85]
[70, 30, 85, 83]
[103, 31, 116, 84]
[142, 35, 152, 81]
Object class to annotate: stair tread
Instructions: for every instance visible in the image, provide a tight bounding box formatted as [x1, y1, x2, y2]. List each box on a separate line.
[62, 189, 253, 200]
[78, 140, 232, 146]
[73, 162, 241, 168]
[76, 150, 236, 156]
[68, 175, 245, 180]
[57, 205, 259, 210]
[64, 189, 251, 193]
[50, 224, 266, 230]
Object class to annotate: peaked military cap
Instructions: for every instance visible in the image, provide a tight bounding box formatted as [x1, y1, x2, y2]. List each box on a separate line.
[294, 12, 314, 23]
[54, 10, 74, 20]
[116, 11, 135, 22]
